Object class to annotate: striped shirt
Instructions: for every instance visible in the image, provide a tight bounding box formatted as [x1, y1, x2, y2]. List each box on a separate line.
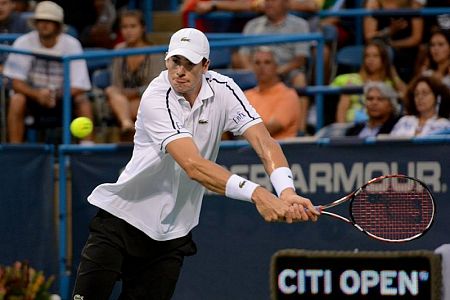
[88, 70, 262, 241]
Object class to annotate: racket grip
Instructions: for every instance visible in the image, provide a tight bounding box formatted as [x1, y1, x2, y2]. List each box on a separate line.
[305, 206, 322, 213]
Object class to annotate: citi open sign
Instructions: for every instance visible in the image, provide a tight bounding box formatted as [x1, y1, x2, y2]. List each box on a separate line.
[271, 250, 442, 300]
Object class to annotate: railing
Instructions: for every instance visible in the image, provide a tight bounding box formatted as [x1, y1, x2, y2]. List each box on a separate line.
[188, 7, 450, 45]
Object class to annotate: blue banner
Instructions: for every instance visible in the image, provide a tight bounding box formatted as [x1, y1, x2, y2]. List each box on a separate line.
[0, 145, 57, 289]
[69, 140, 450, 300]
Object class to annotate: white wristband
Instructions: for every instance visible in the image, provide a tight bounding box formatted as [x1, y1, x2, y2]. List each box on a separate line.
[225, 174, 259, 202]
[270, 167, 295, 197]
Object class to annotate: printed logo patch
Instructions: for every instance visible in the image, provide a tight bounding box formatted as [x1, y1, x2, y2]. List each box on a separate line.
[181, 37, 190, 42]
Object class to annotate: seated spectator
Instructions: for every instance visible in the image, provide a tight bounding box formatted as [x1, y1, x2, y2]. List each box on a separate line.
[3, 1, 93, 143]
[234, 0, 310, 88]
[390, 75, 450, 137]
[345, 81, 401, 138]
[79, 0, 117, 48]
[0, 0, 31, 69]
[244, 47, 300, 139]
[180, 0, 262, 32]
[418, 29, 450, 87]
[332, 40, 406, 123]
[363, 0, 424, 82]
[105, 10, 165, 141]
[233, 0, 310, 131]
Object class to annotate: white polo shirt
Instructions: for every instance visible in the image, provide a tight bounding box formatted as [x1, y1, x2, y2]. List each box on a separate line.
[88, 70, 262, 241]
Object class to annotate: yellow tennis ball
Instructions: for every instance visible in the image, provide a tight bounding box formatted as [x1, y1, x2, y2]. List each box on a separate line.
[70, 117, 93, 139]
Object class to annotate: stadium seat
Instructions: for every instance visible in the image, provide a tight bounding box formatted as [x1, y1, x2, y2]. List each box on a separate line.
[83, 48, 113, 75]
[209, 47, 233, 69]
[335, 45, 365, 72]
[91, 68, 111, 89]
[215, 69, 257, 90]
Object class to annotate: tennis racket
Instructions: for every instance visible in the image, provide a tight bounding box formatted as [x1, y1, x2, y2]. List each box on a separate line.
[316, 174, 435, 243]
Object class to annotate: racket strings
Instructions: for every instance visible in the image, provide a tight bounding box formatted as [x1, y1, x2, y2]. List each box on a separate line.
[351, 177, 434, 241]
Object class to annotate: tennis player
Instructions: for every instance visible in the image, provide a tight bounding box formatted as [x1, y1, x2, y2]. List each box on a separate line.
[72, 27, 320, 300]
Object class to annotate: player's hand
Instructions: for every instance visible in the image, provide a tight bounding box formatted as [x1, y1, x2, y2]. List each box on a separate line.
[280, 189, 320, 222]
[252, 186, 290, 222]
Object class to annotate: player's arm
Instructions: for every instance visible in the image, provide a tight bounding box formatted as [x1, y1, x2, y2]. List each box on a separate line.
[242, 122, 319, 221]
[166, 137, 294, 222]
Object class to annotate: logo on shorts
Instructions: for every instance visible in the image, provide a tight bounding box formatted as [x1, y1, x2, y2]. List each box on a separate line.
[73, 295, 84, 300]
[239, 181, 246, 188]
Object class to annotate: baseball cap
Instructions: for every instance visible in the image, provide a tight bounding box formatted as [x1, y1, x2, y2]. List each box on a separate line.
[165, 28, 210, 64]
[31, 1, 64, 24]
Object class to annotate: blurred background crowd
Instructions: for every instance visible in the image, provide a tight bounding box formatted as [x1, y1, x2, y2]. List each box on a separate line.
[0, 0, 449, 144]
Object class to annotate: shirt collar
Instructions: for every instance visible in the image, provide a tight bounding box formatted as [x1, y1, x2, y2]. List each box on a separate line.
[175, 74, 214, 110]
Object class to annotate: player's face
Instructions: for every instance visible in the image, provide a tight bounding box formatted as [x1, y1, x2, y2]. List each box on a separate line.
[364, 45, 382, 74]
[166, 55, 208, 101]
[414, 81, 437, 116]
[429, 33, 450, 65]
[252, 50, 277, 83]
[365, 88, 393, 120]
[120, 15, 145, 45]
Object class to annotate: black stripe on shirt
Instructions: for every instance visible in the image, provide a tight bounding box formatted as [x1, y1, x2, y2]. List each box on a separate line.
[166, 87, 179, 132]
[211, 78, 257, 120]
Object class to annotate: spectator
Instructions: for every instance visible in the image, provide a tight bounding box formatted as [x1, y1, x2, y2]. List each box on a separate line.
[79, 0, 117, 48]
[0, 0, 31, 69]
[3, 1, 93, 143]
[390, 75, 450, 137]
[345, 81, 401, 138]
[244, 47, 301, 139]
[363, 0, 424, 82]
[12, 0, 32, 12]
[180, 0, 259, 32]
[234, 0, 310, 131]
[332, 40, 406, 123]
[418, 29, 450, 87]
[105, 10, 165, 141]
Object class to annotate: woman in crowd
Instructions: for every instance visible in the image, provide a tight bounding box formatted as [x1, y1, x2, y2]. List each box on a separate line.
[332, 40, 405, 123]
[418, 29, 450, 87]
[363, 0, 424, 82]
[105, 10, 165, 141]
[390, 75, 450, 137]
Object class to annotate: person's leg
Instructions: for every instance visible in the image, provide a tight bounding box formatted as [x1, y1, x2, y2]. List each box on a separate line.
[118, 223, 197, 300]
[7, 93, 27, 143]
[72, 211, 124, 300]
[119, 250, 185, 300]
[105, 86, 134, 132]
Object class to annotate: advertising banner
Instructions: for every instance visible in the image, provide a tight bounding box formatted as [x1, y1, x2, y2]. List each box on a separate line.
[69, 141, 450, 299]
[0, 145, 57, 286]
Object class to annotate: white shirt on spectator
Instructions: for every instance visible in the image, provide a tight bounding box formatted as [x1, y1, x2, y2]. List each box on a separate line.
[390, 115, 450, 137]
[3, 31, 91, 91]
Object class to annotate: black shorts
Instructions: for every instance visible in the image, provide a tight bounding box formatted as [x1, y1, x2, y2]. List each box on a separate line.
[72, 209, 197, 300]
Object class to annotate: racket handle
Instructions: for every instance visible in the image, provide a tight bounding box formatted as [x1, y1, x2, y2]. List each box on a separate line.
[305, 206, 322, 213]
